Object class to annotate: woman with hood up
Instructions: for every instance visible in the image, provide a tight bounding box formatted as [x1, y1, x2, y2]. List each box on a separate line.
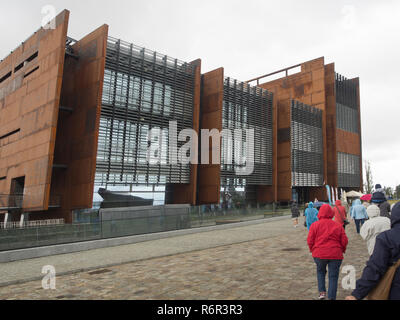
[350, 199, 369, 234]
[360, 204, 391, 256]
[305, 202, 319, 231]
[346, 202, 400, 300]
[334, 200, 348, 230]
[308, 204, 349, 300]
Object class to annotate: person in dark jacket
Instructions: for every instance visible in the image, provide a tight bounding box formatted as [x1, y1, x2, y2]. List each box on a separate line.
[373, 184, 386, 197]
[291, 200, 300, 228]
[378, 201, 391, 219]
[308, 204, 348, 300]
[371, 184, 391, 218]
[346, 202, 400, 300]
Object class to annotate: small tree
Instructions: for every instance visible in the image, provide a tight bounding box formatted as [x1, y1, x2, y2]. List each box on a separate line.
[384, 186, 394, 199]
[364, 160, 374, 194]
[395, 185, 400, 200]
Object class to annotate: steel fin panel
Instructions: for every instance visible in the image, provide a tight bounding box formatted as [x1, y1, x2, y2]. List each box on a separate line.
[95, 37, 196, 187]
[337, 152, 360, 188]
[336, 73, 359, 133]
[291, 100, 324, 187]
[220, 78, 273, 187]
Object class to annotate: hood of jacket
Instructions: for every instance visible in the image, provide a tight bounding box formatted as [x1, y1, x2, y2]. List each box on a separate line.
[318, 204, 334, 220]
[391, 202, 400, 228]
[308, 202, 314, 209]
[335, 200, 342, 207]
[352, 199, 361, 207]
[366, 204, 380, 219]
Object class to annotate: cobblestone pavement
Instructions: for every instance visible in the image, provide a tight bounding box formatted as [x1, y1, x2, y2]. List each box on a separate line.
[0, 218, 370, 300]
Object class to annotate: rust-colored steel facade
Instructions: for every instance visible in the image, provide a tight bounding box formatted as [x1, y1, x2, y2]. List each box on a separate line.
[251, 57, 363, 203]
[45, 24, 109, 223]
[198, 68, 275, 205]
[0, 11, 363, 223]
[0, 10, 108, 223]
[0, 11, 70, 215]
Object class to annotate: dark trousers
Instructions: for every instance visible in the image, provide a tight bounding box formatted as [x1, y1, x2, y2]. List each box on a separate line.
[354, 219, 365, 234]
[313, 258, 343, 300]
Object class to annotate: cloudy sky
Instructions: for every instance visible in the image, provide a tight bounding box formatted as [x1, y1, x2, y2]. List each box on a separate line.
[1, 0, 399, 190]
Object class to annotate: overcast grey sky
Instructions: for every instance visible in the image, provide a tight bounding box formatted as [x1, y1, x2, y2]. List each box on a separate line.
[1, 0, 399, 190]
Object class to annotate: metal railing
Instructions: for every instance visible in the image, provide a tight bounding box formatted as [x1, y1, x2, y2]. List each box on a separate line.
[0, 205, 291, 252]
[0, 219, 65, 230]
[247, 63, 302, 86]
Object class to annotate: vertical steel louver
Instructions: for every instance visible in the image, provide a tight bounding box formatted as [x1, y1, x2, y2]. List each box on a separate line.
[291, 100, 324, 187]
[336, 73, 359, 134]
[337, 152, 360, 188]
[220, 78, 273, 188]
[335, 73, 361, 188]
[95, 37, 196, 187]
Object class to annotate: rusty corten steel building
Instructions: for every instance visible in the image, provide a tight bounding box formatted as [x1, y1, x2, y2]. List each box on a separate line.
[198, 68, 274, 206]
[0, 10, 109, 223]
[248, 57, 363, 204]
[0, 10, 362, 223]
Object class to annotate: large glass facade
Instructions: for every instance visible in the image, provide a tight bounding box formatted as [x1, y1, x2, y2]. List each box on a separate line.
[94, 37, 197, 205]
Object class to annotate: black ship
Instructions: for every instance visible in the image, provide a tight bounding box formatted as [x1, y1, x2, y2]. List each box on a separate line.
[97, 188, 154, 208]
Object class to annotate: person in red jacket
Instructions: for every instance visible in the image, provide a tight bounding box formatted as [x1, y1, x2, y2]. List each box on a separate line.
[334, 200, 348, 230]
[307, 204, 349, 300]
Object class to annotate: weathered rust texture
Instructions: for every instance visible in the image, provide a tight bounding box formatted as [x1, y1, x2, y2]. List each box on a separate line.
[259, 57, 328, 202]
[0, 10, 70, 211]
[41, 24, 109, 223]
[197, 68, 224, 205]
[258, 57, 362, 199]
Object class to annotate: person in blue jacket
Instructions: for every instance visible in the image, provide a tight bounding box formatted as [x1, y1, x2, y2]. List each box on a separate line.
[350, 199, 369, 234]
[305, 202, 319, 231]
[346, 202, 400, 300]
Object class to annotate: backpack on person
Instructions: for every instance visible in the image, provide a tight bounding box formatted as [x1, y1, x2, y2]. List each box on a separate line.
[367, 259, 400, 300]
[334, 206, 349, 226]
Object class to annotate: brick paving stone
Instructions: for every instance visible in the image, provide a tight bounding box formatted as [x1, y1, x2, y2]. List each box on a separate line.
[0, 218, 370, 300]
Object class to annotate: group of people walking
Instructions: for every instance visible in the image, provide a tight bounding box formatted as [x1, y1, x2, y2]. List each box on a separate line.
[290, 184, 400, 300]
[291, 201, 319, 230]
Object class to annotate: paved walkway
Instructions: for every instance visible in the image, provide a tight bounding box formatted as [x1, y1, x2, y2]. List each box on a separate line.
[0, 216, 370, 300]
